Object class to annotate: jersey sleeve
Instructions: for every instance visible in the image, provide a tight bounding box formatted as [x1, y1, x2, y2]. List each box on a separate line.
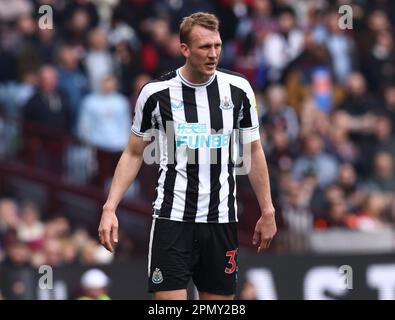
[131, 85, 157, 138]
[238, 81, 260, 144]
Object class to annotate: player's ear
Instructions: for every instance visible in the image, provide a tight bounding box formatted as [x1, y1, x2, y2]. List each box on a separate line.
[180, 42, 190, 58]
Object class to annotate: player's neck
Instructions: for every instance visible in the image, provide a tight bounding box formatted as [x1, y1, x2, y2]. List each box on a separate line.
[180, 65, 213, 85]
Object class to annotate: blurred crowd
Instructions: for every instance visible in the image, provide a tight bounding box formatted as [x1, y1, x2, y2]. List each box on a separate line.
[0, 197, 139, 299]
[1, 0, 395, 273]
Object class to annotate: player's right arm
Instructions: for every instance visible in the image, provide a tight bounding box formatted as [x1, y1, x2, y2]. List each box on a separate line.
[98, 133, 149, 252]
[99, 83, 156, 252]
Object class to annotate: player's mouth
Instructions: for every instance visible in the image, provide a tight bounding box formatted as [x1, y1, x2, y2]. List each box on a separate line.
[205, 62, 216, 69]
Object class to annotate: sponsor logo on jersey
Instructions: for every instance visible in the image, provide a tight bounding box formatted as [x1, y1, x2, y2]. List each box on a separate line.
[175, 123, 231, 149]
[171, 100, 184, 111]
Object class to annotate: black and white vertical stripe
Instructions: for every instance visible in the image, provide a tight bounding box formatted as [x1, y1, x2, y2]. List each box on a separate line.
[131, 69, 260, 223]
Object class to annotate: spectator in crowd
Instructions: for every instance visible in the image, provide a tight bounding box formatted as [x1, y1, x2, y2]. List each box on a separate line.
[57, 45, 89, 131]
[354, 9, 391, 68]
[0, 45, 17, 83]
[236, 0, 276, 53]
[265, 127, 296, 178]
[0, 196, 117, 284]
[0, 70, 37, 118]
[336, 163, 365, 212]
[298, 98, 331, 138]
[14, 15, 40, 76]
[14, 70, 37, 112]
[279, 179, 313, 251]
[35, 27, 61, 66]
[371, 116, 395, 158]
[320, 11, 354, 84]
[139, 17, 172, 76]
[293, 133, 338, 187]
[380, 83, 395, 128]
[91, 0, 119, 26]
[260, 84, 299, 142]
[64, 8, 92, 49]
[16, 201, 45, 249]
[107, 10, 140, 51]
[113, 41, 142, 97]
[79, 239, 94, 265]
[76, 268, 111, 300]
[42, 238, 64, 267]
[364, 30, 395, 95]
[0, 198, 20, 249]
[325, 124, 358, 164]
[22, 65, 72, 173]
[338, 72, 379, 175]
[156, 33, 185, 77]
[322, 196, 354, 229]
[0, 0, 32, 23]
[262, 6, 304, 83]
[0, 240, 36, 300]
[61, 239, 79, 266]
[44, 216, 71, 240]
[340, 72, 378, 117]
[355, 193, 390, 231]
[85, 28, 114, 92]
[362, 151, 395, 194]
[64, 0, 99, 31]
[77, 75, 131, 188]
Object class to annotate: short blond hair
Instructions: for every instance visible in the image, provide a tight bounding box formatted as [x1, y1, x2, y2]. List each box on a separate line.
[179, 12, 219, 45]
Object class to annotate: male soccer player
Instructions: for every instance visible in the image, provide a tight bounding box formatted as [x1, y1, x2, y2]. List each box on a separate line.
[98, 12, 276, 300]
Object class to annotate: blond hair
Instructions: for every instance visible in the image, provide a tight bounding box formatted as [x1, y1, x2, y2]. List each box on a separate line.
[179, 12, 219, 45]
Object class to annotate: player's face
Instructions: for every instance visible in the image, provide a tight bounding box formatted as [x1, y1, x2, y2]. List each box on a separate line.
[182, 26, 222, 81]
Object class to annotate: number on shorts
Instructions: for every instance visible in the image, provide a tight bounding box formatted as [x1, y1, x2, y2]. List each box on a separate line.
[225, 249, 238, 274]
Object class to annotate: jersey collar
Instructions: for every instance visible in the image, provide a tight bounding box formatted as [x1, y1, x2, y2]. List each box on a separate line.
[177, 68, 216, 88]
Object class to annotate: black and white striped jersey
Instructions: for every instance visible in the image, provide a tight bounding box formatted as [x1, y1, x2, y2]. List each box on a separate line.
[132, 68, 260, 223]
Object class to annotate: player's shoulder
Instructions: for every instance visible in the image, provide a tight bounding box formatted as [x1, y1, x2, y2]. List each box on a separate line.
[139, 70, 178, 97]
[216, 68, 248, 80]
[216, 68, 251, 88]
[157, 70, 178, 82]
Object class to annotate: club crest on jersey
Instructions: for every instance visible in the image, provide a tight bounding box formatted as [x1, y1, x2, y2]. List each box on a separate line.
[171, 100, 184, 111]
[152, 268, 163, 284]
[219, 96, 234, 110]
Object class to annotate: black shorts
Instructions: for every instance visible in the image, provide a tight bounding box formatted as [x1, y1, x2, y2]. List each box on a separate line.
[148, 218, 239, 295]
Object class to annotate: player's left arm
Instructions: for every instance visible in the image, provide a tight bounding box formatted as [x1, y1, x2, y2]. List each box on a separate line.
[247, 140, 277, 253]
[238, 79, 276, 253]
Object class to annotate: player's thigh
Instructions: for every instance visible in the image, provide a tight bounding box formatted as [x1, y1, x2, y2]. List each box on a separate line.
[193, 223, 239, 296]
[148, 218, 194, 293]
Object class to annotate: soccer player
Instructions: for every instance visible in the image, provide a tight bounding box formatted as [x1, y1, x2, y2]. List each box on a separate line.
[98, 12, 276, 300]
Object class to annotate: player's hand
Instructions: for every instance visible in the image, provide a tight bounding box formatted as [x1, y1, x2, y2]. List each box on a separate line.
[252, 209, 276, 253]
[98, 209, 119, 253]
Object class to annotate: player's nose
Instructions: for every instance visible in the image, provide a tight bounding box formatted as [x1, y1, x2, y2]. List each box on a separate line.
[208, 47, 217, 58]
